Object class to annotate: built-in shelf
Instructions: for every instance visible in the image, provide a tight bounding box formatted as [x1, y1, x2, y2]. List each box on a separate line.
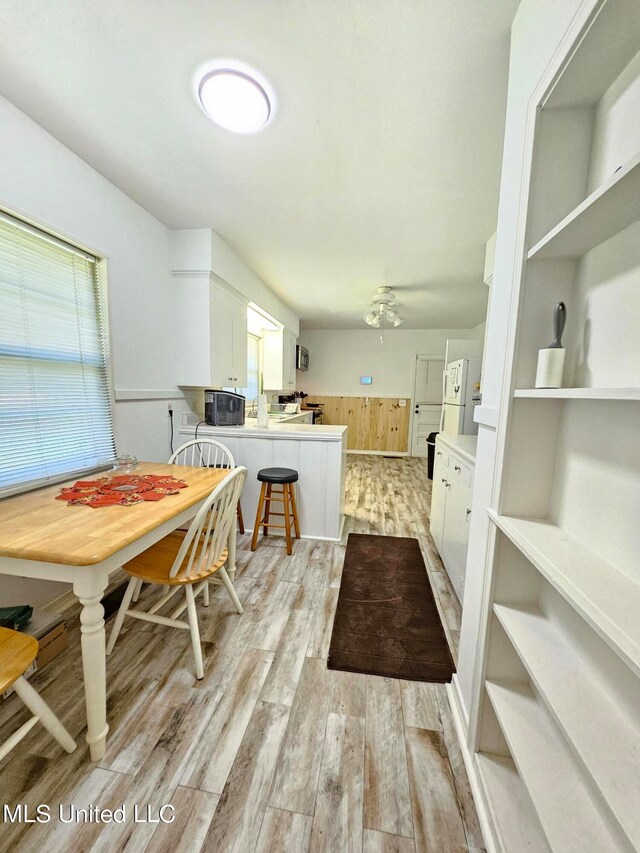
[527, 150, 640, 260]
[543, 0, 640, 109]
[485, 681, 619, 851]
[489, 512, 640, 678]
[475, 752, 550, 852]
[494, 603, 640, 851]
[514, 387, 640, 400]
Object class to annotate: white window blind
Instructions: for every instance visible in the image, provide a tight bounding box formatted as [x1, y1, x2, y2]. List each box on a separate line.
[0, 212, 116, 495]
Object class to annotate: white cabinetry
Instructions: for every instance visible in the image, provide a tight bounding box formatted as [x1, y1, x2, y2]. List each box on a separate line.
[430, 437, 474, 601]
[174, 276, 247, 388]
[465, 5, 640, 851]
[262, 328, 297, 391]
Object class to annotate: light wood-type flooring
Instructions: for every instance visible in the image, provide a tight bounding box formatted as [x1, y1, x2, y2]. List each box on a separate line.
[0, 455, 482, 852]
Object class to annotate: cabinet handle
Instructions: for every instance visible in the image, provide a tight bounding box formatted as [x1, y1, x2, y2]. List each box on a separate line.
[436, 451, 442, 456]
[466, 508, 471, 516]
[454, 465, 461, 472]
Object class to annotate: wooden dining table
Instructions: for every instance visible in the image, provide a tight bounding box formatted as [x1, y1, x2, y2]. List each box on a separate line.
[0, 462, 231, 761]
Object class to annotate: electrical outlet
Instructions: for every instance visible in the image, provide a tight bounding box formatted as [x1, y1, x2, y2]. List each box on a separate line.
[398, 399, 406, 406]
[167, 403, 173, 417]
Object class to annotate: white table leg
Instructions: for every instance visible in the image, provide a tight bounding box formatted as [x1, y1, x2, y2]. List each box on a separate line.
[227, 520, 237, 582]
[73, 572, 109, 761]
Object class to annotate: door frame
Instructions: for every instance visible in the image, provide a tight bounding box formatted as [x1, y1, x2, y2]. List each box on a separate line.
[410, 352, 445, 457]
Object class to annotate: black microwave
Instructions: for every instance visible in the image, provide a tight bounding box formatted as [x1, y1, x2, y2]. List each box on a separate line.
[204, 390, 245, 426]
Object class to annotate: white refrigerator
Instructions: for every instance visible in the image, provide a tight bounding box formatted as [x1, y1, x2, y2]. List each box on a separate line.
[440, 358, 481, 435]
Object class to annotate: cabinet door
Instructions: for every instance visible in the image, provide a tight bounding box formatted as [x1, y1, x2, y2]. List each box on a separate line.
[441, 475, 472, 601]
[210, 285, 235, 386]
[231, 293, 248, 387]
[284, 330, 297, 390]
[429, 453, 448, 552]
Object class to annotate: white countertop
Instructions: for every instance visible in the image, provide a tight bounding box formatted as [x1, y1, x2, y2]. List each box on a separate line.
[180, 413, 347, 442]
[435, 433, 478, 465]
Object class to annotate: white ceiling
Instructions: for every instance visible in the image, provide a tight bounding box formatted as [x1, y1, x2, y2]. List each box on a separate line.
[0, 0, 519, 329]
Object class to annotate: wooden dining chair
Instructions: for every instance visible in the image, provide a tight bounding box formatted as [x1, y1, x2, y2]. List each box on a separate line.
[131, 438, 245, 606]
[106, 466, 247, 680]
[0, 627, 76, 761]
[170, 438, 245, 536]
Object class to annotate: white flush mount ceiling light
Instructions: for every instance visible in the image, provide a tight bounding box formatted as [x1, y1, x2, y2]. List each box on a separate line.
[364, 286, 404, 341]
[196, 60, 275, 134]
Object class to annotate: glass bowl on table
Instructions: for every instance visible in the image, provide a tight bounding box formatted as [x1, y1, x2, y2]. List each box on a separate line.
[112, 454, 138, 475]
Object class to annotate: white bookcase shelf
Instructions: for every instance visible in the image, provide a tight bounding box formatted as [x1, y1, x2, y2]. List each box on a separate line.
[469, 5, 640, 850]
[543, 0, 640, 109]
[494, 603, 640, 850]
[514, 388, 640, 400]
[489, 512, 640, 678]
[475, 753, 550, 852]
[486, 680, 619, 851]
[527, 150, 640, 260]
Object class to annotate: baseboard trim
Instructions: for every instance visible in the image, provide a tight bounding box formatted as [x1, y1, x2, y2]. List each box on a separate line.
[446, 678, 495, 853]
[244, 529, 342, 543]
[346, 450, 408, 457]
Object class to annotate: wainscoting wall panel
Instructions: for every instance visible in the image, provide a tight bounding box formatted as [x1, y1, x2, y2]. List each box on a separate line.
[309, 396, 411, 453]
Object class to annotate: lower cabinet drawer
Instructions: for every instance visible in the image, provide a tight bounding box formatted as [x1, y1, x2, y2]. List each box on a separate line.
[435, 447, 449, 469]
[449, 454, 472, 488]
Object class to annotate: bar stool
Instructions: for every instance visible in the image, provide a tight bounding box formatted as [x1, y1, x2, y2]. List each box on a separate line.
[251, 468, 300, 555]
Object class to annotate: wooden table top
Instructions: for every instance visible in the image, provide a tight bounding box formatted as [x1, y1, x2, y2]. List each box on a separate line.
[0, 463, 228, 567]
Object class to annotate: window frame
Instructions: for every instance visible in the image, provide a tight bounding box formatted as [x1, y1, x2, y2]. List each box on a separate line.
[0, 206, 116, 498]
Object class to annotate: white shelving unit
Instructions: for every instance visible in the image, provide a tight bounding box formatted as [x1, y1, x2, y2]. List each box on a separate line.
[527, 150, 640, 260]
[489, 512, 640, 676]
[485, 681, 621, 851]
[514, 388, 640, 400]
[467, 3, 640, 851]
[494, 603, 640, 850]
[475, 753, 549, 852]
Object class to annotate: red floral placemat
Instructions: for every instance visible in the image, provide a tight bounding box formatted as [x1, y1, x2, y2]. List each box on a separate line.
[56, 474, 188, 508]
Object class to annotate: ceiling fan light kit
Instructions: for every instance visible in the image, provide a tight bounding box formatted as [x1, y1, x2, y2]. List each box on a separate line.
[363, 286, 404, 340]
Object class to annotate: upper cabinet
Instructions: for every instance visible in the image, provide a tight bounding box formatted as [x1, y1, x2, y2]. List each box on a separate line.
[262, 328, 297, 391]
[175, 275, 248, 388]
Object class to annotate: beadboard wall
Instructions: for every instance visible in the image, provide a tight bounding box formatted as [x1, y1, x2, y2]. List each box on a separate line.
[310, 396, 411, 453]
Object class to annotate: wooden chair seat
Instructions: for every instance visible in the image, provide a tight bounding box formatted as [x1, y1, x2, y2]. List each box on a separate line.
[107, 466, 248, 680]
[0, 627, 38, 694]
[123, 531, 228, 586]
[0, 626, 76, 760]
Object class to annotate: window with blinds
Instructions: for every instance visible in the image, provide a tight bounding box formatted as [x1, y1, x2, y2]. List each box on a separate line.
[0, 212, 116, 496]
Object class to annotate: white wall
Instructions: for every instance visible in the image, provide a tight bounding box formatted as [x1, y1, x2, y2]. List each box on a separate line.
[0, 94, 298, 605]
[298, 328, 477, 397]
[468, 321, 486, 340]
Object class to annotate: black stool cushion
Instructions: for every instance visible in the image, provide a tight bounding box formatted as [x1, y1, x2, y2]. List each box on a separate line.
[257, 467, 299, 484]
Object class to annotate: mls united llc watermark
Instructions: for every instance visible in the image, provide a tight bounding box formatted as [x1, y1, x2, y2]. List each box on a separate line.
[3, 804, 176, 824]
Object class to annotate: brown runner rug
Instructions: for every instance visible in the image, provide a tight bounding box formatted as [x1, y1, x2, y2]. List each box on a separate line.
[327, 533, 456, 682]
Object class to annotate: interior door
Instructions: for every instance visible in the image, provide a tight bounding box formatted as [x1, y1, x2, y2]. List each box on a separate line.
[411, 355, 444, 456]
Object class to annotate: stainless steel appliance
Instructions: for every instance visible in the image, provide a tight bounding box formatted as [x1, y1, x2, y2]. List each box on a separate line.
[204, 390, 245, 426]
[296, 345, 309, 371]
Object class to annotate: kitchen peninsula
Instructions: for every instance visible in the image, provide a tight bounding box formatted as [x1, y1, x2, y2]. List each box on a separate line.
[179, 413, 347, 540]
